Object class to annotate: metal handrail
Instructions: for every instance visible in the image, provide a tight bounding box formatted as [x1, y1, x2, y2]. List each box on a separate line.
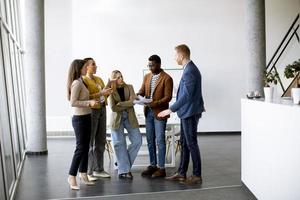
[267, 24, 299, 91]
[268, 24, 299, 74]
[266, 13, 299, 95]
[266, 14, 299, 70]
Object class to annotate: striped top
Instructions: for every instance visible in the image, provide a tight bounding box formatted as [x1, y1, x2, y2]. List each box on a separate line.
[150, 73, 160, 99]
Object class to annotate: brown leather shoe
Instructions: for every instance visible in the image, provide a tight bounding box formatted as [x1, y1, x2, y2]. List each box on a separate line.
[165, 172, 186, 181]
[152, 168, 166, 178]
[180, 175, 202, 185]
[141, 165, 158, 177]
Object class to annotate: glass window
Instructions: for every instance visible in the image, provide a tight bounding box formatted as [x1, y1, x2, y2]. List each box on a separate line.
[0, 24, 15, 196]
[0, 2, 26, 199]
[7, 36, 21, 169]
[13, 0, 20, 43]
[0, 0, 7, 23]
[11, 42, 24, 158]
[0, 151, 8, 200]
[9, 0, 16, 38]
[4, 0, 11, 31]
[18, 51, 27, 142]
[15, 50, 25, 154]
[0, 21, 9, 200]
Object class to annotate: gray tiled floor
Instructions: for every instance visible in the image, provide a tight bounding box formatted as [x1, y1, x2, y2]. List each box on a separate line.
[15, 135, 256, 200]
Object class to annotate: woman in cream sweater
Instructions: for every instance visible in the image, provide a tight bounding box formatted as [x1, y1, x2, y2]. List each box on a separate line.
[66, 59, 99, 190]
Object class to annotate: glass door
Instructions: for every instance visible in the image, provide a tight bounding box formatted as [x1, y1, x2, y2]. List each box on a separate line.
[0, 22, 16, 197]
[0, 145, 8, 200]
[14, 49, 25, 155]
[7, 37, 21, 168]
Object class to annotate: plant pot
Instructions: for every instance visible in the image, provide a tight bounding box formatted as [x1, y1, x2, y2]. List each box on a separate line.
[264, 87, 274, 102]
[291, 88, 300, 104]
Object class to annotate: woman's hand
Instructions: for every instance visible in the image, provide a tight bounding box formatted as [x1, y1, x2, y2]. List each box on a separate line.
[89, 100, 99, 107]
[101, 88, 113, 96]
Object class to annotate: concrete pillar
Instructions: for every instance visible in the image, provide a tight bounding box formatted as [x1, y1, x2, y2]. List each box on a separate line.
[245, 0, 266, 94]
[24, 0, 47, 154]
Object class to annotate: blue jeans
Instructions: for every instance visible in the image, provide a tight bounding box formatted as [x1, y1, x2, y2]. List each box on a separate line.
[111, 112, 142, 174]
[145, 108, 167, 168]
[178, 113, 202, 176]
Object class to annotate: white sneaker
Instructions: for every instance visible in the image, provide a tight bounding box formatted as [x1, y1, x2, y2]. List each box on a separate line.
[93, 171, 111, 178]
[87, 175, 98, 181]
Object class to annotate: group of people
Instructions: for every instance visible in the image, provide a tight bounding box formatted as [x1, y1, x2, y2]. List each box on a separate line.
[66, 44, 205, 190]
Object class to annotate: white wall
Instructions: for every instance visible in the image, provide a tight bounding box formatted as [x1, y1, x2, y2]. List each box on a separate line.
[45, 0, 300, 132]
[45, 0, 73, 131]
[71, 0, 247, 132]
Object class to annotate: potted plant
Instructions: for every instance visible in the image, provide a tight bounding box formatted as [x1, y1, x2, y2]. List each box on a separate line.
[284, 59, 300, 104]
[263, 69, 279, 102]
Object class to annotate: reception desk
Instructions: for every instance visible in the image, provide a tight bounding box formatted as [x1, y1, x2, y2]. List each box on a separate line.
[241, 98, 300, 200]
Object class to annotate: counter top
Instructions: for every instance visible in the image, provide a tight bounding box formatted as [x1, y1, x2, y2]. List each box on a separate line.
[242, 97, 300, 107]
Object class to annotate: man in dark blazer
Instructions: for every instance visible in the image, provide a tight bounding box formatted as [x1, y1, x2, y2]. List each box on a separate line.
[158, 44, 204, 185]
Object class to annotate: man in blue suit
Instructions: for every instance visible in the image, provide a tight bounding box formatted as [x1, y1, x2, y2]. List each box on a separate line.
[158, 44, 204, 185]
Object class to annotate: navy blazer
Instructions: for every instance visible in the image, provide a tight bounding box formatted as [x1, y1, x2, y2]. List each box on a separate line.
[170, 61, 204, 119]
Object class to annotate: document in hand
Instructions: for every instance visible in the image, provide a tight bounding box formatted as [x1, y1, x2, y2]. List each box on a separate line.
[133, 95, 152, 105]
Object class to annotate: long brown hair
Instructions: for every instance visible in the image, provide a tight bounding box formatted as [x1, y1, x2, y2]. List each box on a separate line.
[66, 59, 86, 100]
[83, 57, 94, 63]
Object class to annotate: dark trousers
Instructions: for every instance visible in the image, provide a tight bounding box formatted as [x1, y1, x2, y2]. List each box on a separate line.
[178, 113, 202, 177]
[69, 114, 91, 176]
[88, 107, 106, 174]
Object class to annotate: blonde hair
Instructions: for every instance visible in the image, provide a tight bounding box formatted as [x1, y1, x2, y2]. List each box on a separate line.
[110, 70, 125, 90]
[175, 44, 191, 58]
[111, 70, 122, 80]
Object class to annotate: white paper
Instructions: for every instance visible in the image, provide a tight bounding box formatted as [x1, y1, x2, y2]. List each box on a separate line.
[133, 95, 152, 105]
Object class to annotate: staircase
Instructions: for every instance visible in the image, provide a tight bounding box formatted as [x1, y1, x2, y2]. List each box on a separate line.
[266, 13, 300, 97]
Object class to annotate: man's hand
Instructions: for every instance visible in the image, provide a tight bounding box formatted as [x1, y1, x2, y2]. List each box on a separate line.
[158, 109, 172, 118]
[146, 101, 156, 108]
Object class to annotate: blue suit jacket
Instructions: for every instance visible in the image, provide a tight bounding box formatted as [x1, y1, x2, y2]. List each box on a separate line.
[170, 61, 204, 119]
